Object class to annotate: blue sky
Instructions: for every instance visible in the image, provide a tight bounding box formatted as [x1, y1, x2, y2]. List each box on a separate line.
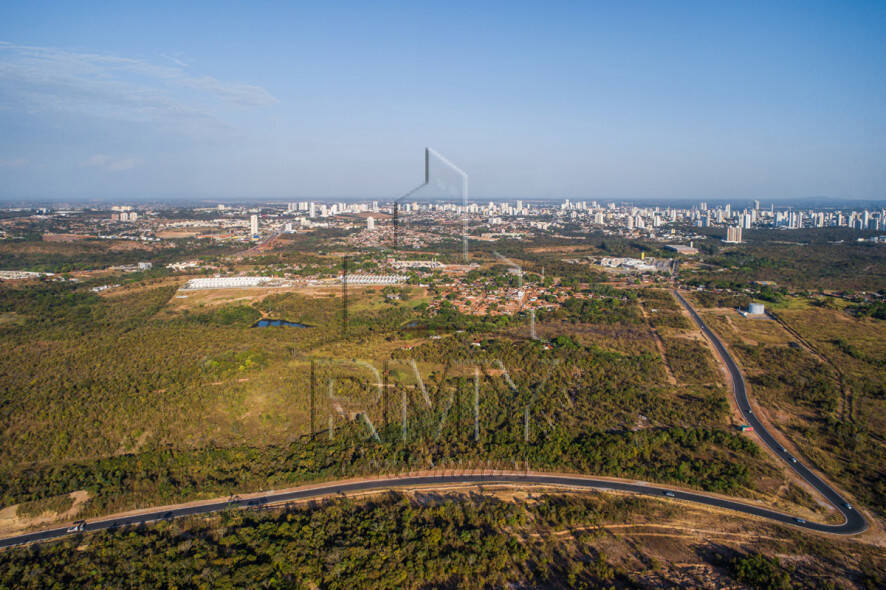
[0, 1, 884, 202]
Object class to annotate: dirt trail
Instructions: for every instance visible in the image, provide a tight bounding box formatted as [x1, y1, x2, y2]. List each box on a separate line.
[529, 523, 792, 543]
[767, 310, 853, 423]
[638, 305, 677, 385]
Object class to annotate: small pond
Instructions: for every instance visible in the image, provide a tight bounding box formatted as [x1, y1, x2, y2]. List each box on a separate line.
[252, 319, 311, 328]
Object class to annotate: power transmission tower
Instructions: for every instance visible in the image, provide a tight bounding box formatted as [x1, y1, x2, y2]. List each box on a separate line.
[310, 360, 316, 436]
[383, 359, 389, 428]
[392, 202, 399, 251]
[341, 255, 349, 340]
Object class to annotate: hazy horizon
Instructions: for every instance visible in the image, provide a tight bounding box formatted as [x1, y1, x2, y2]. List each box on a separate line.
[3, 195, 885, 211]
[2, 2, 885, 202]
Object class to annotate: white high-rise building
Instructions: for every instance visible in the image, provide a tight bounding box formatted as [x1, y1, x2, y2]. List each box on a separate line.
[309, 202, 316, 218]
[725, 226, 742, 243]
[250, 214, 259, 238]
[366, 216, 375, 231]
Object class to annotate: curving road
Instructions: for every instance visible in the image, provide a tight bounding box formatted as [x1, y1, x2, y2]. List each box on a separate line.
[0, 293, 867, 550]
[673, 290, 866, 535]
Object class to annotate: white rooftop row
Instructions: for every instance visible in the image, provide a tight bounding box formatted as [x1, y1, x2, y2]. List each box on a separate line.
[0, 270, 53, 280]
[183, 276, 272, 290]
[389, 260, 445, 269]
[340, 274, 407, 285]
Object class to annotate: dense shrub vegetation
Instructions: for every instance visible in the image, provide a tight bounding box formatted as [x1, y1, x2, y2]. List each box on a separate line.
[3, 491, 883, 589]
[0, 276, 775, 518]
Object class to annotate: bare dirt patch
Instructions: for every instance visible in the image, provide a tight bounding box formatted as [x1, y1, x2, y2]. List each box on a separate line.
[0, 491, 90, 536]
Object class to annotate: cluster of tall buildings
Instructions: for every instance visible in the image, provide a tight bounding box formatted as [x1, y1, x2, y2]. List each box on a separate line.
[110, 205, 138, 222]
[773, 209, 882, 231]
[235, 198, 884, 243]
[110, 211, 138, 222]
[286, 201, 381, 218]
[392, 200, 528, 217]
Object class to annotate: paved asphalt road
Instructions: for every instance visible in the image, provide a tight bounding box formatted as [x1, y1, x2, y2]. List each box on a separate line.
[0, 293, 867, 550]
[673, 290, 866, 535]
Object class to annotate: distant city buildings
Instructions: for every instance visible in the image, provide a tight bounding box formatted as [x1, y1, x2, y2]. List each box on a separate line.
[3, 198, 884, 249]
